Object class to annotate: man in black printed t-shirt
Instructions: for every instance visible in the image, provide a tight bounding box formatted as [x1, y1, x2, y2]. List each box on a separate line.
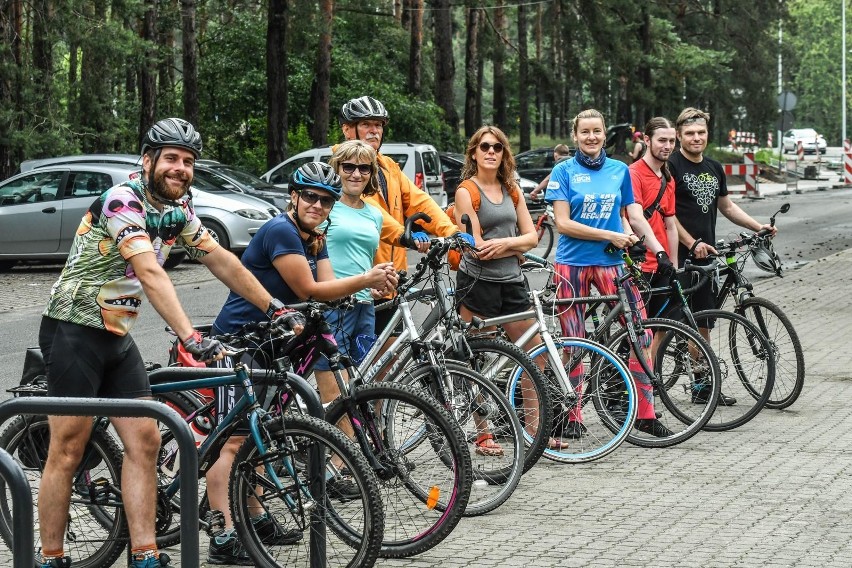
[668, 107, 778, 405]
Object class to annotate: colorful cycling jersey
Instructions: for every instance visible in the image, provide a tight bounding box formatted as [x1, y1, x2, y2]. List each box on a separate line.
[43, 179, 218, 336]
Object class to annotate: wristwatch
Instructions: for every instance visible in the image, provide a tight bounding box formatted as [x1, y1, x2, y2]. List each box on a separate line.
[266, 298, 285, 319]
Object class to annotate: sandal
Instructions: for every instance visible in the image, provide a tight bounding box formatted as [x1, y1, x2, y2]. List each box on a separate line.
[547, 437, 569, 450]
[474, 433, 504, 457]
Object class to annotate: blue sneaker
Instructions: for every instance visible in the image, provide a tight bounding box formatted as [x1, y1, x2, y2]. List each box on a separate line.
[129, 551, 170, 567]
[41, 558, 71, 568]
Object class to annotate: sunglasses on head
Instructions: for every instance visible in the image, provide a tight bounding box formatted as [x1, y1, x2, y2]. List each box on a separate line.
[677, 116, 707, 127]
[478, 141, 504, 153]
[341, 162, 372, 175]
[299, 190, 336, 209]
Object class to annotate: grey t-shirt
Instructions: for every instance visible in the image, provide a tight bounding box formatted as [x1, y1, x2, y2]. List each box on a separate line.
[459, 182, 522, 283]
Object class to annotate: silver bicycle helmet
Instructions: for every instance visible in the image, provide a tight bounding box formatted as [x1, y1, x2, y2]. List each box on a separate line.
[339, 96, 389, 125]
[141, 118, 203, 158]
[289, 162, 342, 200]
[751, 239, 781, 274]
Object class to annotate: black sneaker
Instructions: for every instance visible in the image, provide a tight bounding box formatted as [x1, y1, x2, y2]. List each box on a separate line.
[692, 388, 737, 406]
[253, 513, 303, 545]
[635, 418, 674, 438]
[561, 421, 587, 439]
[327, 476, 361, 501]
[41, 558, 72, 568]
[207, 530, 253, 566]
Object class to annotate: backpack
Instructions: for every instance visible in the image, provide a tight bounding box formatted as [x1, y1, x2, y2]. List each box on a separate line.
[445, 179, 520, 270]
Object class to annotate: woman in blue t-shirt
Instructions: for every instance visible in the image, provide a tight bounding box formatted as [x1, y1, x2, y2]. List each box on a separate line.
[546, 109, 674, 440]
[203, 162, 397, 562]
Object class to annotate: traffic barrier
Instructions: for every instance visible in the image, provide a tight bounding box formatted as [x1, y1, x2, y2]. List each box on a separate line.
[768, 132, 773, 148]
[723, 153, 760, 198]
[844, 139, 852, 186]
[0, 398, 200, 568]
[797, 141, 804, 161]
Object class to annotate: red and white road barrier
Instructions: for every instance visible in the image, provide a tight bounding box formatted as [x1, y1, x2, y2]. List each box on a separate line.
[797, 141, 804, 161]
[767, 132, 773, 147]
[723, 152, 760, 197]
[844, 139, 852, 185]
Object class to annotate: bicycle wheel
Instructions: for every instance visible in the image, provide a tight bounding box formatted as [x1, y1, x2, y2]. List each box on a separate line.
[692, 310, 775, 431]
[524, 337, 636, 464]
[536, 219, 555, 258]
[465, 336, 552, 473]
[397, 362, 523, 517]
[735, 296, 805, 409]
[229, 414, 384, 568]
[0, 415, 127, 568]
[607, 318, 721, 448]
[325, 382, 472, 557]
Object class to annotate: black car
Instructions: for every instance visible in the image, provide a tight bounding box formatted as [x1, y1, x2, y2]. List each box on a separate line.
[439, 152, 464, 204]
[514, 147, 575, 184]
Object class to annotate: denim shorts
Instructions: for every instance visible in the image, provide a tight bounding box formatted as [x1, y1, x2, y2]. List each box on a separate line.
[314, 301, 376, 370]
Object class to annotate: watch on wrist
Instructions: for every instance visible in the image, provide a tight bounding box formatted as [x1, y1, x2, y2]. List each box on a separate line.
[266, 298, 285, 319]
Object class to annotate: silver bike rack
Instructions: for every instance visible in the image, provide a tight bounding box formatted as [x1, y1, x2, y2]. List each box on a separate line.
[0, 398, 199, 567]
[0, 446, 33, 568]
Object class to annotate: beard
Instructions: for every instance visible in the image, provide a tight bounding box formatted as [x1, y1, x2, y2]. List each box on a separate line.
[151, 168, 191, 201]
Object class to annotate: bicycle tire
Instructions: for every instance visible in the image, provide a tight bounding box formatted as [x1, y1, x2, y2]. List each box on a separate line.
[325, 382, 472, 557]
[693, 310, 776, 431]
[607, 318, 721, 448]
[229, 414, 384, 568]
[525, 337, 637, 464]
[0, 415, 127, 568]
[465, 336, 552, 473]
[735, 296, 805, 409]
[536, 219, 555, 259]
[396, 362, 523, 517]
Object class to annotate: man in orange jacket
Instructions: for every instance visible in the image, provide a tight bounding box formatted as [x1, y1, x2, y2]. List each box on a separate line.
[339, 95, 474, 332]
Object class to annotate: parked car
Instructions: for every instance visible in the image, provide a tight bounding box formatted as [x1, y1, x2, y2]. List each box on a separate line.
[515, 146, 575, 183]
[262, 142, 447, 207]
[439, 152, 464, 204]
[782, 128, 827, 154]
[21, 154, 288, 210]
[0, 163, 277, 270]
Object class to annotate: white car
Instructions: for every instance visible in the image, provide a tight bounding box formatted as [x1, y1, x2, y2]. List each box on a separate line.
[782, 128, 827, 154]
[262, 142, 447, 207]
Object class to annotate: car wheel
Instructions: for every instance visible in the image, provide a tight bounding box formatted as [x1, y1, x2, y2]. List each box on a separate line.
[0, 260, 15, 272]
[163, 250, 186, 269]
[201, 219, 231, 251]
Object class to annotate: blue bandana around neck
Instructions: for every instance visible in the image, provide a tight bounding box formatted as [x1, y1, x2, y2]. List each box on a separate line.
[575, 148, 607, 170]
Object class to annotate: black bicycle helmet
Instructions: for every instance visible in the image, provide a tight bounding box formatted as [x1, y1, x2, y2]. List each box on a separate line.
[339, 96, 389, 125]
[289, 162, 342, 200]
[141, 118, 203, 158]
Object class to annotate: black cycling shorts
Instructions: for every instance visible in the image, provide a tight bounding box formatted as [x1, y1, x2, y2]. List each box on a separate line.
[455, 271, 531, 319]
[38, 316, 150, 399]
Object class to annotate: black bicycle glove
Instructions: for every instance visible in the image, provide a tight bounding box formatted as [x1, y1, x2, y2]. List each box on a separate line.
[182, 330, 225, 363]
[656, 250, 675, 277]
[628, 241, 648, 263]
[273, 309, 306, 333]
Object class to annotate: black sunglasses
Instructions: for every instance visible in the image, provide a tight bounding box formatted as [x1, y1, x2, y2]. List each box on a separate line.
[299, 190, 336, 209]
[479, 141, 504, 153]
[341, 162, 372, 175]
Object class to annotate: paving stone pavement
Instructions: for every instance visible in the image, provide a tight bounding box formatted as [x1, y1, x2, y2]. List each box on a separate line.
[2, 239, 851, 567]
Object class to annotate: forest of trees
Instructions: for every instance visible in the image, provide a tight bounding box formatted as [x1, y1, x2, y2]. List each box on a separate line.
[0, 0, 848, 179]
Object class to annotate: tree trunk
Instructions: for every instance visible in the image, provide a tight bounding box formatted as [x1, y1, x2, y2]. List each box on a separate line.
[79, 0, 112, 152]
[32, 0, 53, 95]
[139, 0, 158, 144]
[401, 0, 411, 31]
[534, 4, 542, 136]
[309, 0, 333, 146]
[0, 0, 23, 177]
[181, 0, 199, 127]
[393, 0, 402, 24]
[463, 6, 479, 138]
[266, 0, 288, 168]
[407, 0, 422, 95]
[517, 3, 530, 152]
[430, 0, 458, 131]
[475, 53, 483, 128]
[492, 1, 506, 129]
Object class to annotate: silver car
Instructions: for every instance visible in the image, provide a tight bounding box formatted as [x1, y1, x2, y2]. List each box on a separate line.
[0, 163, 276, 270]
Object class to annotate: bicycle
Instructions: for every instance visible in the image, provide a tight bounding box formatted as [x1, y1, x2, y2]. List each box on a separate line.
[532, 204, 555, 258]
[630, 252, 777, 432]
[0, 339, 385, 568]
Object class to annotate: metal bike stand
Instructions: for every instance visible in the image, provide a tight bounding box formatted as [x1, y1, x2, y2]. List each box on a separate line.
[284, 372, 327, 568]
[0, 398, 199, 568]
[0, 447, 33, 568]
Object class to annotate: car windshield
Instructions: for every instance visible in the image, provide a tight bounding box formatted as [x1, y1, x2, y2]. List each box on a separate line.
[385, 154, 409, 169]
[794, 129, 818, 137]
[215, 166, 285, 193]
[422, 152, 441, 176]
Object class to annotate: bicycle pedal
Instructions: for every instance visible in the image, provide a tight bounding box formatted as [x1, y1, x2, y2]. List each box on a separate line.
[204, 509, 226, 537]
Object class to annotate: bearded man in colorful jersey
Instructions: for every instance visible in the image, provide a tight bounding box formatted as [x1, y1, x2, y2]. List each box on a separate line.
[37, 118, 295, 568]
